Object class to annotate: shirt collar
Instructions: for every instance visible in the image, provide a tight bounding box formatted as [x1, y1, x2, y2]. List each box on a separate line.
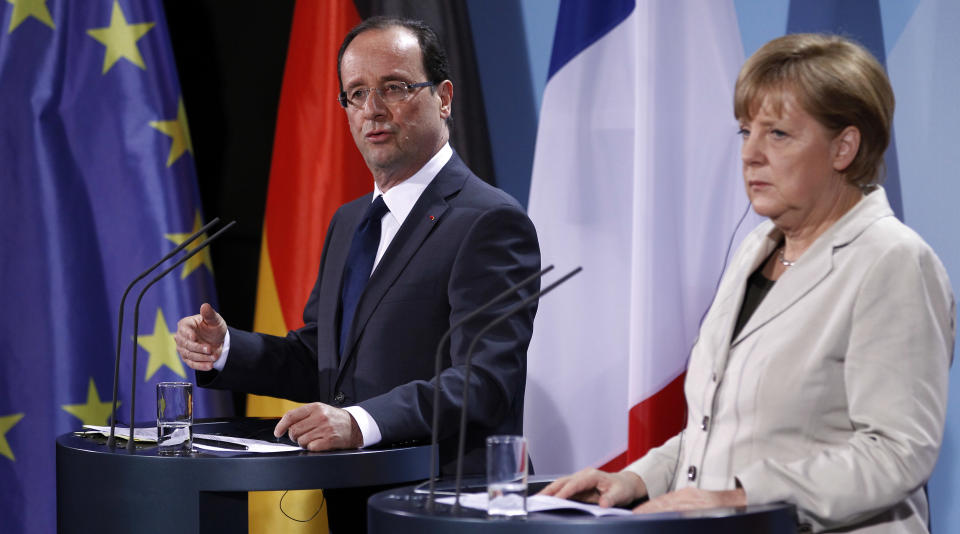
[372, 143, 452, 225]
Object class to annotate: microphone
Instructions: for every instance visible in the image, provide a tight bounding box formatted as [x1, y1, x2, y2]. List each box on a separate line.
[453, 266, 583, 509]
[426, 265, 555, 507]
[124, 220, 236, 451]
[107, 217, 221, 448]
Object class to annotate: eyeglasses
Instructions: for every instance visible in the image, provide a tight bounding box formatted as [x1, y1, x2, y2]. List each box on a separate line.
[338, 81, 435, 108]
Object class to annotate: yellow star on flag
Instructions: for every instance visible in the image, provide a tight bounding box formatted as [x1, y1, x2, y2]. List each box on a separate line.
[150, 97, 194, 167]
[61, 378, 115, 427]
[86, 0, 154, 74]
[164, 211, 214, 279]
[6, 0, 54, 33]
[137, 307, 186, 381]
[0, 413, 25, 461]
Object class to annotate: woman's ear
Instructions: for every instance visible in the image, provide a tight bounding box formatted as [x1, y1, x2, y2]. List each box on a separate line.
[833, 125, 860, 173]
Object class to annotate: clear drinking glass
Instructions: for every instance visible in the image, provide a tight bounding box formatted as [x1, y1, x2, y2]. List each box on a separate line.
[156, 381, 193, 455]
[486, 435, 528, 517]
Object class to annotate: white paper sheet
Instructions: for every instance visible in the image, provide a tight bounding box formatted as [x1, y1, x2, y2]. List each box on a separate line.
[437, 492, 634, 517]
[79, 425, 303, 453]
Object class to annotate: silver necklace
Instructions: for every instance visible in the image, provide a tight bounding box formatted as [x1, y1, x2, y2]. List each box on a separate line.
[777, 248, 795, 268]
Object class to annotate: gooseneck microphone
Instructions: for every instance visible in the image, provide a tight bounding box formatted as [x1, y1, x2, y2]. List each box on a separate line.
[453, 266, 583, 509]
[107, 218, 221, 448]
[123, 220, 236, 451]
[426, 265, 555, 507]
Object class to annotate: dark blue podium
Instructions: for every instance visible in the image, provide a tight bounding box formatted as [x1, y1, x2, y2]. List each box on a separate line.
[368, 484, 798, 533]
[56, 418, 432, 533]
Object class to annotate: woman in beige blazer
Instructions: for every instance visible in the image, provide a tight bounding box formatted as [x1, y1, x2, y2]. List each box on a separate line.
[542, 34, 955, 533]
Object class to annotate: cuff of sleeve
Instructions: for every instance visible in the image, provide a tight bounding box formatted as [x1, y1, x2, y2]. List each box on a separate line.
[623, 455, 673, 498]
[737, 461, 821, 531]
[736, 460, 790, 506]
[212, 329, 230, 372]
[343, 406, 382, 448]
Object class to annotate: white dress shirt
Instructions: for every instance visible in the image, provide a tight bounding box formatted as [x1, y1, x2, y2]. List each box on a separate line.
[214, 143, 453, 448]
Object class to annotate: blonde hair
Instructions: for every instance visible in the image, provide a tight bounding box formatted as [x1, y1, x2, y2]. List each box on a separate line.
[734, 34, 894, 186]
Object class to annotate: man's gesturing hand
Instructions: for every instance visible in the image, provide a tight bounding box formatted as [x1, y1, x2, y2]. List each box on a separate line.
[274, 403, 363, 451]
[175, 303, 227, 371]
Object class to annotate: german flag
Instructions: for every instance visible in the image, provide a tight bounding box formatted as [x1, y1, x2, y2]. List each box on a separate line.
[247, 1, 367, 532]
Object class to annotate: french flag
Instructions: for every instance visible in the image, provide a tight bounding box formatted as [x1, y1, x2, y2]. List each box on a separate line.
[524, 0, 760, 473]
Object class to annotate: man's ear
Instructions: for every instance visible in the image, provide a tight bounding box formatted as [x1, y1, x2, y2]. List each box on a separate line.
[438, 80, 453, 120]
[832, 125, 860, 173]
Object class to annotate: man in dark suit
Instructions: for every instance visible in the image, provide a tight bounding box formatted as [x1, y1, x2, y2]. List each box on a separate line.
[174, 16, 540, 531]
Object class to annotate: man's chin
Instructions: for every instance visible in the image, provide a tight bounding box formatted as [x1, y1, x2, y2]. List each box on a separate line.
[360, 147, 399, 167]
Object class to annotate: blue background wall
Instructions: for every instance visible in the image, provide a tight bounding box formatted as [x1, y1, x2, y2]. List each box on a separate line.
[465, 0, 960, 528]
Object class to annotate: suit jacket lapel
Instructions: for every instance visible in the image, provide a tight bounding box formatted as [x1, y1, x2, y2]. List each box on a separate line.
[705, 226, 779, 370]
[337, 157, 468, 371]
[731, 187, 894, 347]
[730, 236, 833, 346]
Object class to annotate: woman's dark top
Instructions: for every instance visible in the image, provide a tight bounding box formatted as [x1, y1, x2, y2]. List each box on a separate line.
[731, 259, 777, 341]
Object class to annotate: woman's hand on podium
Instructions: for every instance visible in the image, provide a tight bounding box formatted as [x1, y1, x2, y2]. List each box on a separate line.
[175, 302, 227, 371]
[538, 468, 647, 508]
[633, 487, 747, 514]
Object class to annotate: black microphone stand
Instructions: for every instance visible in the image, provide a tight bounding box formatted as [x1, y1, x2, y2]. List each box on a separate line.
[453, 266, 582, 509]
[125, 221, 236, 451]
[426, 265, 554, 509]
[107, 218, 221, 448]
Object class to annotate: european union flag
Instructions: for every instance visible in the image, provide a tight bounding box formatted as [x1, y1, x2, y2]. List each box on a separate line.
[0, 1, 232, 531]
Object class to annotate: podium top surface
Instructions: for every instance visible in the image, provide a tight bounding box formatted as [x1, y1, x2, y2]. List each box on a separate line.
[56, 417, 433, 490]
[368, 485, 798, 534]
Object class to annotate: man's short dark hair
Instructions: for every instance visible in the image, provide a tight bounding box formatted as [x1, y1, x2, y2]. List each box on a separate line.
[337, 16, 451, 93]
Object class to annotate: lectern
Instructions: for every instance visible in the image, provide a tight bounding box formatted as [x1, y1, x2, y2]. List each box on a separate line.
[56, 418, 433, 533]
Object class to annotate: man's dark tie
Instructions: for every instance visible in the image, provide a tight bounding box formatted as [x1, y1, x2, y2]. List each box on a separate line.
[339, 195, 389, 355]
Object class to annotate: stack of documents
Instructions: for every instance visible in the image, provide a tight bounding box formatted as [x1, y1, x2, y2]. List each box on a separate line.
[437, 493, 634, 517]
[79, 425, 303, 453]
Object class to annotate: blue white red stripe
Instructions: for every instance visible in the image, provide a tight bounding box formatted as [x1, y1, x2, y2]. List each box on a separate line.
[524, 0, 759, 473]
